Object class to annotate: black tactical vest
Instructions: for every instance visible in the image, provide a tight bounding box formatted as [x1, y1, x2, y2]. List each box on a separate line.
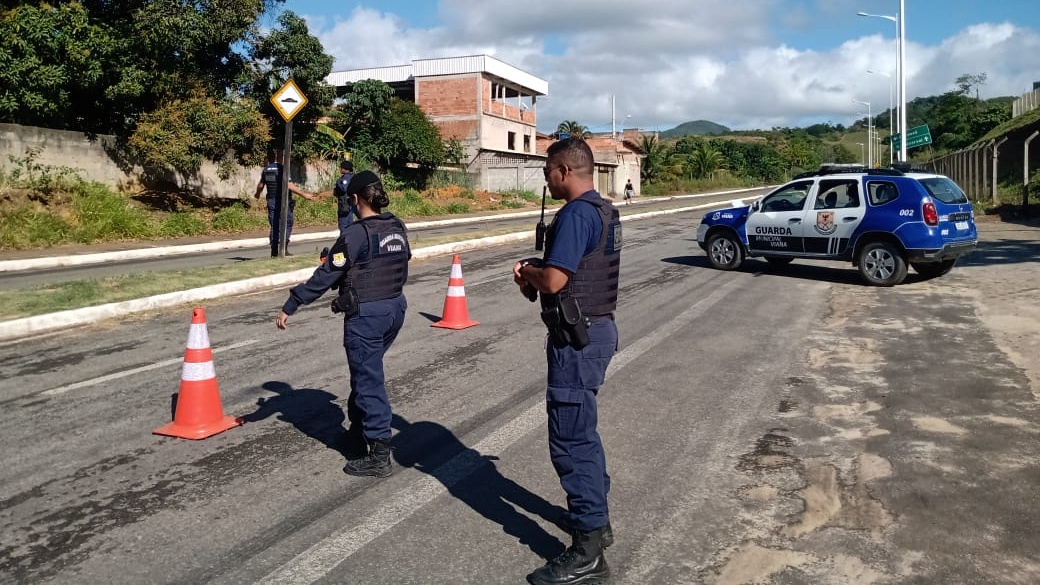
[347, 215, 410, 302]
[262, 163, 282, 199]
[542, 193, 622, 316]
[334, 172, 353, 217]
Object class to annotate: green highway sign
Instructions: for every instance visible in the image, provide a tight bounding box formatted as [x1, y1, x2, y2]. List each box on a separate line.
[891, 124, 933, 151]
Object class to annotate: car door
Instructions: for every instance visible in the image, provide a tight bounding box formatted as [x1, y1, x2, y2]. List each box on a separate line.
[746, 180, 812, 254]
[802, 178, 864, 257]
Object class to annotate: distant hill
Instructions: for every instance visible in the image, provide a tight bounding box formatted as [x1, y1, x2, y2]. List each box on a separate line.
[660, 120, 731, 138]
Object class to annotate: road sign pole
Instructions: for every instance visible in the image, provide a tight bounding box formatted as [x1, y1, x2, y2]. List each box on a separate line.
[269, 79, 308, 258]
[278, 121, 293, 257]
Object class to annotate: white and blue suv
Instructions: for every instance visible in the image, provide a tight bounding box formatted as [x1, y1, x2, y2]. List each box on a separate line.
[696, 165, 977, 286]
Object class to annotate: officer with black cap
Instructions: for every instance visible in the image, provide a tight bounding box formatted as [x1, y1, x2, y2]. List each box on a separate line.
[276, 170, 411, 477]
[314, 160, 358, 235]
[513, 137, 621, 585]
[253, 150, 314, 256]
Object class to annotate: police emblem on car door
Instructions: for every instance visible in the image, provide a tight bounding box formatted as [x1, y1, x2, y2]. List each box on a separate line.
[746, 180, 812, 254]
[804, 179, 862, 256]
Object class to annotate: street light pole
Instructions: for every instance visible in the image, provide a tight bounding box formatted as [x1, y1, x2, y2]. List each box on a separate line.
[856, 142, 865, 165]
[899, 0, 907, 162]
[858, 9, 902, 161]
[853, 99, 872, 167]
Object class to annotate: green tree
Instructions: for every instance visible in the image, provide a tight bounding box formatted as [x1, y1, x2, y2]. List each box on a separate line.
[371, 99, 445, 172]
[0, 3, 111, 131]
[638, 134, 667, 183]
[245, 10, 335, 159]
[128, 90, 270, 180]
[689, 143, 728, 179]
[555, 120, 590, 139]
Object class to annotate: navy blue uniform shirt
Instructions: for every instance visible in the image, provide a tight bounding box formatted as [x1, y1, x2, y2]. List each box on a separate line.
[544, 191, 605, 274]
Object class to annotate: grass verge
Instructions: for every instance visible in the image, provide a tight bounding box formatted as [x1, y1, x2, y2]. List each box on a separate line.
[0, 227, 531, 320]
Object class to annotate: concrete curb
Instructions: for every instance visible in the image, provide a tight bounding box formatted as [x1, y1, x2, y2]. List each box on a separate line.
[0, 195, 753, 341]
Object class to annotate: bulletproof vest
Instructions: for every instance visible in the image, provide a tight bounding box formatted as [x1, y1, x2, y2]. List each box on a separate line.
[542, 193, 622, 316]
[334, 172, 354, 217]
[346, 215, 410, 302]
[262, 163, 282, 199]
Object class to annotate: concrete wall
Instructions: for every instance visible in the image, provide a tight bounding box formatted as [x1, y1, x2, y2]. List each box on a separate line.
[0, 123, 331, 199]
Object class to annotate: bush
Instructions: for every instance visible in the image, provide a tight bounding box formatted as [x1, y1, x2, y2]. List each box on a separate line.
[72, 182, 151, 242]
[211, 201, 262, 232]
[159, 211, 208, 237]
[0, 206, 74, 249]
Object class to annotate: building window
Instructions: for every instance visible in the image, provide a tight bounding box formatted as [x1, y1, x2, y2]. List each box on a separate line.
[508, 131, 516, 151]
[523, 134, 531, 152]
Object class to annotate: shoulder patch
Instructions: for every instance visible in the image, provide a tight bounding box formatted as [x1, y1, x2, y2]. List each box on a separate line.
[332, 252, 347, 267]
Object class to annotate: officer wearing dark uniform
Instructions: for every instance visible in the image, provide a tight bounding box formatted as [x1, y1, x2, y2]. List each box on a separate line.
[315, 160, 358, 236]
[254, 150, 312, 256]
[513, 137, 621, 585]
[276, 170, 410, 477]
[333, 160, 358, 234]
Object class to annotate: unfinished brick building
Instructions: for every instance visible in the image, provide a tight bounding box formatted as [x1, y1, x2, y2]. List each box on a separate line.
[326, 54, 642, 196]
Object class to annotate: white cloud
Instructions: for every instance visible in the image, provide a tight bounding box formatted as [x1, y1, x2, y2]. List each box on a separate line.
[302, 2, 1040, 132]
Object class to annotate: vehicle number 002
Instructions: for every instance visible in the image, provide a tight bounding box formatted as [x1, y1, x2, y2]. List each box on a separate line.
[899, 209, 914, 217]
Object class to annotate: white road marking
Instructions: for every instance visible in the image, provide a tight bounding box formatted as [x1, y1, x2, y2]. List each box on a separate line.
[257, 280, 740, 584]
[41, 339, 259, 396]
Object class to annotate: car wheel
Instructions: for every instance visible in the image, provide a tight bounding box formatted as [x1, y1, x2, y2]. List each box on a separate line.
[707, 232, 744, 270]
[858, 241, 907, 286]
[911, 259, 957, 279]
[765, 256, 794, 266]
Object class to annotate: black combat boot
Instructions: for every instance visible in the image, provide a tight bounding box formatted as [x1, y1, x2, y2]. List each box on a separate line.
[343, 438, 392, 477]
[527, 526, 609, 585]
[339, 425, 367, 460]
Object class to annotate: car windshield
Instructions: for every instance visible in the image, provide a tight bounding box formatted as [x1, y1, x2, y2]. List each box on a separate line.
[919, 177, 968, 204]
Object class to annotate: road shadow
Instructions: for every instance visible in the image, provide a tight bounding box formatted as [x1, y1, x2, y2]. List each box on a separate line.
[390, 414, 567, 560]
[240, 381, 348, 458]
[958, 238, 1040, 268]
[417, 311, 442, 324]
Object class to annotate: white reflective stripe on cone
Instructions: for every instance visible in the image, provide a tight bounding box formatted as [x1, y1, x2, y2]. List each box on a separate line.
[186, 324, 211, 350]
[447, 286, 466, 297]
[450, 263, 463, 278]
[182, 361, 216, 382]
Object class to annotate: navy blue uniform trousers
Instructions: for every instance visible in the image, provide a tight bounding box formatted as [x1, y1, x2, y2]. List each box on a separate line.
[545, 316, 618, 532]
[266, 198, 295, 248]
[344, 295, 407, 442]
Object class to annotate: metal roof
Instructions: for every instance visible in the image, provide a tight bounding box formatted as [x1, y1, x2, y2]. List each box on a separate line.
[326, 54, 548, 96]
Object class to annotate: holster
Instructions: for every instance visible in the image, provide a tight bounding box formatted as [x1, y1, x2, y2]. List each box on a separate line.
[540, 297, 590, 350]
[331, 286, 360, 317]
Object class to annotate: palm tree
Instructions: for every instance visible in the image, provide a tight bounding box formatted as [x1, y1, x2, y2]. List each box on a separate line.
[690, 143, 728, 179]
[639, 134, 666, 183]
[555, 120, 591, 139]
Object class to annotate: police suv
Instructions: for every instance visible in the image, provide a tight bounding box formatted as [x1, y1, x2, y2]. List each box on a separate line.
[696, 165, 978, 286]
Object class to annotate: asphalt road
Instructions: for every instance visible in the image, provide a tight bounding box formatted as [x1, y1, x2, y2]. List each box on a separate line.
[1, 213, 1038, 584]
[0, 190, 764, 290]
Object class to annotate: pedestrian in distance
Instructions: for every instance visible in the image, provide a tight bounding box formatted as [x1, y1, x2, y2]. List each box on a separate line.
[254, 150, 314, 257]
[513, 137, 621, 585]
[276, 170, 411, 478]
[623, 178, 634, 205]
[313, 160, 359, 236]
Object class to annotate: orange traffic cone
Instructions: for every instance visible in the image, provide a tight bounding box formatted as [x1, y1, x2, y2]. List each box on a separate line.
[432, 254, 479, 329]
[154, 307, 242, 440]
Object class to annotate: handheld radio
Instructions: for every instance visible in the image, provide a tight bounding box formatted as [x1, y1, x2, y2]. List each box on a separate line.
[535, 185, 547, 251]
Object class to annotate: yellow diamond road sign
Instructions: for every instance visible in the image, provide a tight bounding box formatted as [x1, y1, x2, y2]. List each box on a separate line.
[271, 79, 308, 122]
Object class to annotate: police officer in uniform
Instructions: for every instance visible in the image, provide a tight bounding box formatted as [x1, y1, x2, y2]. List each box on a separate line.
[315, 160, 358, 236]
[276, 170, 410, 477]
[513, 137, 621, 585]
[254, 150, 313, 256]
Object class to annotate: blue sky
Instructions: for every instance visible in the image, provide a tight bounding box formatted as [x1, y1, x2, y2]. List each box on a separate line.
[276, 0, 1040, 132]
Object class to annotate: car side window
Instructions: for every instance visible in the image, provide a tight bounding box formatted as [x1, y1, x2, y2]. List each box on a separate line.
[868, 181, 899, 205]
[761, 181, 811, 212]
[814, 179, 859, 209]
